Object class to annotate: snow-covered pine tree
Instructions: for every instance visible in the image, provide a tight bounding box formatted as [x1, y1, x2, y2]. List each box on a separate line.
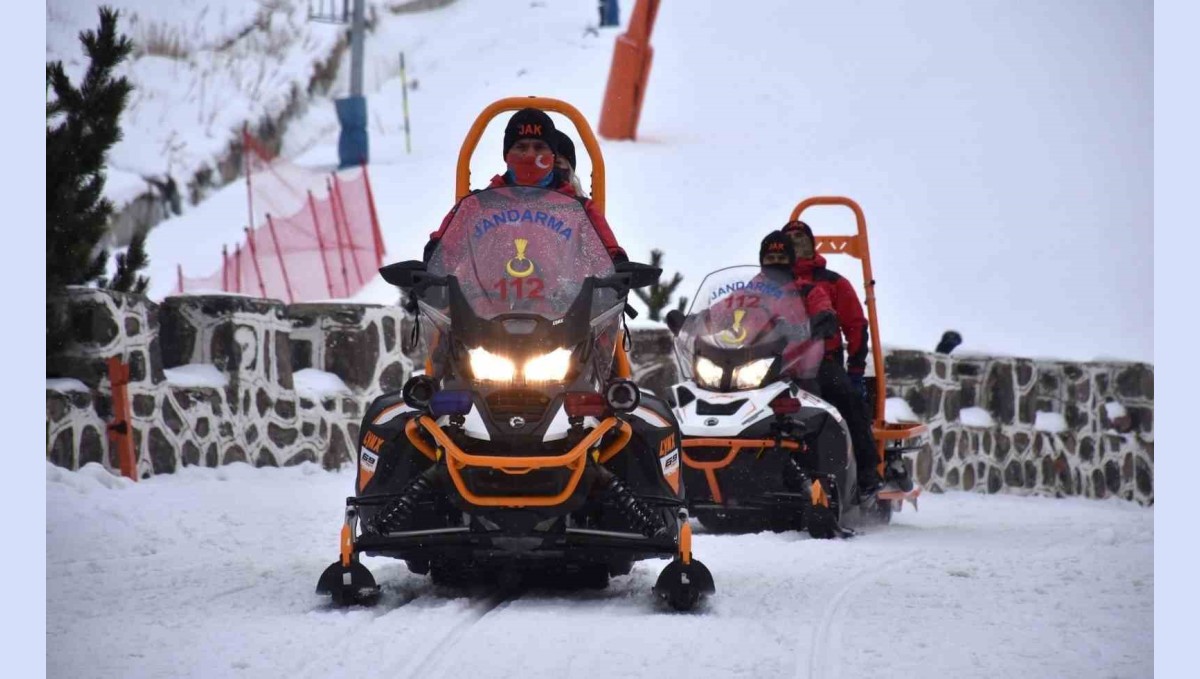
[46, 7, 135, 364]
[108, 232, 150, 294]
[632, 249, 686, 322]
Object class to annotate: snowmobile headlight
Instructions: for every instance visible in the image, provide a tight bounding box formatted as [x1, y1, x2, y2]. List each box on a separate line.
[732, 358, 775, 390]
[523, 347, 573, 383]
[468, 347, 516, 382]
[694, 356, 724, 389]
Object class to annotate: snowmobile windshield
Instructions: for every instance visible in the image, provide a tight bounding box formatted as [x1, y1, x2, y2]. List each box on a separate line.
[674, 265, 823, 389]
[420, 185, 622, 379]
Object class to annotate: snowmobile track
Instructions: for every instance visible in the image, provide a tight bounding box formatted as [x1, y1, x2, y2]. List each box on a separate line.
[398, 589, 520, 679]
[801, 554, 911, 679]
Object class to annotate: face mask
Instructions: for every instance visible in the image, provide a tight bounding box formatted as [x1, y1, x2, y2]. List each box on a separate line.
[506, 151, 555, 186]
[791, 235, 815, 259]
[761, 263, 793, 280]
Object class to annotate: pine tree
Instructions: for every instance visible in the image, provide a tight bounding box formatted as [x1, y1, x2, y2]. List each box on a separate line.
[46, 7, 135, 365]
[633, 249, 687, 322]
[108, 232, 150, 294]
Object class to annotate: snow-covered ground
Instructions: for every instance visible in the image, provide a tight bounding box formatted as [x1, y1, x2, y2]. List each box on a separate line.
[46, 462, 1152, 678]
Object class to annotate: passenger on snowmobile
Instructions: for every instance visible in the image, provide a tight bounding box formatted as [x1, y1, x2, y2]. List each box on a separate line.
[781, 219, 883, 494]
[424, 108, 625, 263]
[552, 129, 588, 199]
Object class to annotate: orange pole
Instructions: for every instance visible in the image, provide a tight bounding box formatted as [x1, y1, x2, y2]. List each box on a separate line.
[360, 164, 386, 268]
[243, 226, 268, 298]
[790, 196, 887, 464]
[266, 214, 295, 304]
[234, 243, 243, 293]
[456, 96, 606, 214]
[105, 356, 137, 481]
[598, 0, 661, 141]
[308, 190, 337, 298]
[243, 124, 256, 231]
[332, 174, 365, 286]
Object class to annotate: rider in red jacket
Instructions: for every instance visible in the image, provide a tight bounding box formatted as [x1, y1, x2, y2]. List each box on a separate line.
[424, 108, 626, 263]
[781, 220, 886, 496]
[782, 220, 869, 378]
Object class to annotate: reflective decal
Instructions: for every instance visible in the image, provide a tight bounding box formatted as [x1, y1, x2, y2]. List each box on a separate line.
[660, 450, 680, 478]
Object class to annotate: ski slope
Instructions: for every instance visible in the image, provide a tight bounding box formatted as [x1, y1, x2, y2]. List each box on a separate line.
[139, 0, 1153, 363]
[46, 462, 1152, 679]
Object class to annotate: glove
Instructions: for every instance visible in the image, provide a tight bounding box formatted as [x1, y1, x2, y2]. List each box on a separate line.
[848, 373, 867, 401]
[809, 310, 838, 340]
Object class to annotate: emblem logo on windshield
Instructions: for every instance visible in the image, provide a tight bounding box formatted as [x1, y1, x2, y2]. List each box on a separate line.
[721, 308, 748, 344]
[505, 238, 536, 278]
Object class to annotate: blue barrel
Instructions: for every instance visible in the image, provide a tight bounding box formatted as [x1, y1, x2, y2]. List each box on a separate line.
[599, 0, 620, 27]
[336, 95, 369, 168]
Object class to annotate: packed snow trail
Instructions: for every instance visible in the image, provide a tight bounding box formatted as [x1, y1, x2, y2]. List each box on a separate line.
[47, 462, 1151, 678]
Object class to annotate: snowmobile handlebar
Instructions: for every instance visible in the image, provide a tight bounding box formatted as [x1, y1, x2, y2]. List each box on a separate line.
[456, 96, 607, 214]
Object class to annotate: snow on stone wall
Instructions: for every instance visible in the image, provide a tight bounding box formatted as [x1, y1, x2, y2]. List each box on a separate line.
[46, 296, 1152, 504]
[883, 350, 1153, 505]
[47, 289, 412, 476]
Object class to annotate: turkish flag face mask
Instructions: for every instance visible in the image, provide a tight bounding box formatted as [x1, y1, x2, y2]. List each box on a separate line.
[506, 148, 556, 186]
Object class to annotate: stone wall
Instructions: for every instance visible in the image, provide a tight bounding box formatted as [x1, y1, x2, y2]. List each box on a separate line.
[883, 350, 1152, 504]
[46, 296, 1152, 504]
[47, 289, 411, 477]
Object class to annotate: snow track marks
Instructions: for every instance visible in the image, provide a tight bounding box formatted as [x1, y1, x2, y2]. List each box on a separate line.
[396, 590, 519, 679]
[801, 555, 910, 679]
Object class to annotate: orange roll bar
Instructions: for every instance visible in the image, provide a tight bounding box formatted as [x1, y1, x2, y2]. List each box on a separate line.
[789, 197, 925, 467]
[456, 96, 606, 214]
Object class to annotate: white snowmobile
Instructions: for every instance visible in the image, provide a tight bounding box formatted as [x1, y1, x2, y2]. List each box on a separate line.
[665, 265, 869, 538]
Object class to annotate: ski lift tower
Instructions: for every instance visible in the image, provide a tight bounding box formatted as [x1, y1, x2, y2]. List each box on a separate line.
[309, 0, 368, 168]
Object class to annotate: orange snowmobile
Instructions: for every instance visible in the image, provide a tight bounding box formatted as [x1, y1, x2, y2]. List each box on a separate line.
[316, 97, 714, 611]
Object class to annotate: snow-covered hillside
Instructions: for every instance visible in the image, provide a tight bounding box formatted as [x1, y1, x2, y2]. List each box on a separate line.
[46, 0, 343, 207]
[46, 461, 1153, 679]
[136, 0, 1151, 363]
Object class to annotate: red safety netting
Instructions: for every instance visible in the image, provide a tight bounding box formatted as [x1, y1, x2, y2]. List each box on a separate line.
[172, 128, 385, 302]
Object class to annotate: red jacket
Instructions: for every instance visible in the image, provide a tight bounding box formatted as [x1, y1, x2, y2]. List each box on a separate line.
[797, 281, 833, 318]
[427, 174, 626, 262]
[793, 254, 869, 375]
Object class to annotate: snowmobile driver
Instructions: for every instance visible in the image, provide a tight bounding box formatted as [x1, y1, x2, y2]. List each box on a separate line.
[780, 220, 888, 496]
[757, 231, 836, 336]
[423, 108, 626, 264]
[755, 231, 838, 385]
[414, 108, 629, 379]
